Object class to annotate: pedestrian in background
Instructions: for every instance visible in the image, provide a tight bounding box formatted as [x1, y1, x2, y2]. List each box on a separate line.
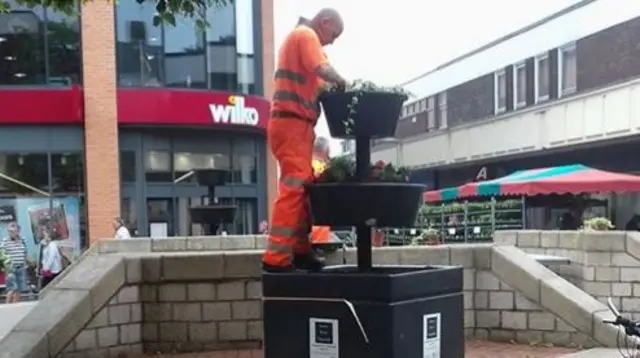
[2, 222, 27, 303]
[113, 217, 131, 239]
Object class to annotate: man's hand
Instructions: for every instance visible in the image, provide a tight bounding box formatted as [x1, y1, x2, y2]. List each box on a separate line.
[316, 64, 347, 89]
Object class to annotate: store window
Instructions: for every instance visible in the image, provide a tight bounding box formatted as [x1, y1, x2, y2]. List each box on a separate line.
[0, 153, 48, 195]
[50, 152, 85, 255]
[120, 151, 136, 182]
[164, 15, 206, 89]
[438, 92, 447, 129]
[115, 1, 163, 87]
[0, 1, 80, 86]
[232, 140, 256, 184]
[145, 150, 172, 182]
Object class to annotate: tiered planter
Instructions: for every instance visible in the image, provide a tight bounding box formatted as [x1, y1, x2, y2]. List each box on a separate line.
[263, 91, 464, 358]
[188, 169, 236, 235]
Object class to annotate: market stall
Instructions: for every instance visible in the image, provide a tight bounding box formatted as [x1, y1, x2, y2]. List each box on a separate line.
[422, 164, 640, 242]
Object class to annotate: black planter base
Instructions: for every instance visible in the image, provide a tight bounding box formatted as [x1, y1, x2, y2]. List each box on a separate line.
[188, 205, 236, 224]
[262, 265, 464, 358]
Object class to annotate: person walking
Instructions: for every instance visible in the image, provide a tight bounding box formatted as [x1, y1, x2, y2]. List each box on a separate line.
[2, 222, 28, 303]
[39, 230, 63, 288]
[262, 8, 347, 272]
[113, 217, 132, 239]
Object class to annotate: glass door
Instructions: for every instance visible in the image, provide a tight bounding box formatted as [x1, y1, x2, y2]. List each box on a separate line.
[147, 198, 174, 237]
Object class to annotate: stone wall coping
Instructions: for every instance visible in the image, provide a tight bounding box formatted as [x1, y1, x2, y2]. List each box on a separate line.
[494, 230, 640, 253]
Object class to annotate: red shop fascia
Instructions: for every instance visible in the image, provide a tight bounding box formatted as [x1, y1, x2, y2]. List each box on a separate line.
[0, 86, 271, 131]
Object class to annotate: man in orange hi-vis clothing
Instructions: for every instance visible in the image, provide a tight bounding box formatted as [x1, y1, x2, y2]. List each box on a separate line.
[310, 137, 331, 245]
[263, 8, 347, 272]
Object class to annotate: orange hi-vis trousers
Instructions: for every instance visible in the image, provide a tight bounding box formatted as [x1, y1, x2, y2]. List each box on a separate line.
[263, 117, 315, 267]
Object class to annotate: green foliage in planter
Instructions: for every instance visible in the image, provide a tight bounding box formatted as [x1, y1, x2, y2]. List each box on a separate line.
[324, 79, 411, 135]
[315, 157, 410, 183]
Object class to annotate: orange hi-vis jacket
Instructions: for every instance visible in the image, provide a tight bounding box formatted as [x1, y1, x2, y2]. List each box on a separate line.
[310, 157, 331, 244]
[263, 25, 330, 267]
[271, 25, 328, 123]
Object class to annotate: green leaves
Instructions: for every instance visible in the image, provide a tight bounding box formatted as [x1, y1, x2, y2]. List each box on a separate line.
[0, 0, 231, 28]
[315, 158, 411, 184]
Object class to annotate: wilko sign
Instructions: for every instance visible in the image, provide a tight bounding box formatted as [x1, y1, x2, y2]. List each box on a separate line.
[210, 95, 260, 126]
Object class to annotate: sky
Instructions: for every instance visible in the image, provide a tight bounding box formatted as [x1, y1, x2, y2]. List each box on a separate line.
[273, 0, 583, 154]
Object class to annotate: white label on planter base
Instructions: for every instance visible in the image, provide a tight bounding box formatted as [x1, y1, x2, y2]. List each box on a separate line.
[310, 318, 339, 358]
[423, 313, 441, 358]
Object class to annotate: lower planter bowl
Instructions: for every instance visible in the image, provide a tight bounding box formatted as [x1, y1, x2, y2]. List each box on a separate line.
[320, 91, 408, 139]
[306, 182, 425, 227]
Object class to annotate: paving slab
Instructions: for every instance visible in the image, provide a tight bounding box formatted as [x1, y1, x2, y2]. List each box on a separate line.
[560, 348, 630, 357]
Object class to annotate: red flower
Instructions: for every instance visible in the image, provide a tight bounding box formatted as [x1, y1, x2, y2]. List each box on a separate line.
[374, 160, 385, 168]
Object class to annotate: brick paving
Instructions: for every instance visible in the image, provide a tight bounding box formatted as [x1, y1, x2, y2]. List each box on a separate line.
[140, 340, 579, 357]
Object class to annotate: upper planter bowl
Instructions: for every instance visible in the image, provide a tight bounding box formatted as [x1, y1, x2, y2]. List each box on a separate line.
[194, 169, 229, 187]
[306, 182, 425, 227]
[320, 91, 408, 139]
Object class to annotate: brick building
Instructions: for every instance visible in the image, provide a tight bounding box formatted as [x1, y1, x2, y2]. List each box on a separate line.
[0, 0, 276, 259]
[371, 0, 640, 195]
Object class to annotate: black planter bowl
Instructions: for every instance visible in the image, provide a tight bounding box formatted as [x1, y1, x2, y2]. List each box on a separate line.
[306, 182, 425, 227]
[320, 91, 408, 139]
[194, 169, 230, 187]
[189, 205, 236, 224]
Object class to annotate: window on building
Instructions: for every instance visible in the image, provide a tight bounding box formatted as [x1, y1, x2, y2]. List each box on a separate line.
[438, 92, 447, 129]
[0, 3, 46, 85]
[534, 53, 550, 103]
[234, 0, 255, 94]
[115, 1, 163, 87]
[206, 1, 238, 91]
[494, 70, 507, 114]
[45, 9, 81, 84]
[559, 43, 577, 96]
[145, 150, 172, 182]
[427, 97, 435, 131]
[164, 15, 207, 89]
[115, 0, 254, 93]
[232, 140, 257, 184]
[513, 62, 526, 109]
[51, 153, 84, 194]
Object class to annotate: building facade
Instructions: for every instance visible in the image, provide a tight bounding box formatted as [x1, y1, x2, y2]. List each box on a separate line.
[0, 0, 276, 259]
[372, 0, 640, 193]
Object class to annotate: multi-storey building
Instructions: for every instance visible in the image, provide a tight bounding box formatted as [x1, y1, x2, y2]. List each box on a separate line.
[372, 0, 640, 194]
[0, 0, 276, 259]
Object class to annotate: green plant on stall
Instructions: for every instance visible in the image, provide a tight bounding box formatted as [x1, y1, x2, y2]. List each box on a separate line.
[581, 217, 614, 231]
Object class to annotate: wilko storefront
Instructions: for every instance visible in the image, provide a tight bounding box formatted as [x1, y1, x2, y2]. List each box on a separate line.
[0, 87, 272, 248]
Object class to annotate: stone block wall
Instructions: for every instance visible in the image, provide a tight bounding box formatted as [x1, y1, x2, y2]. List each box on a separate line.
[6, 236, 624, 358]
[59, 286, 143, 357]
[471, 269, 596, 348]
[495, 230, 640, 319]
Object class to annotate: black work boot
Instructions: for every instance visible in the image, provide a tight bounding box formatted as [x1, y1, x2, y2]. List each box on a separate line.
[293, 250, 326, 271]
[261, 261, 296, 273]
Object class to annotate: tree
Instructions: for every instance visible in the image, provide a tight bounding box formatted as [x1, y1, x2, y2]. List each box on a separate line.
[0, 0, 231, 29]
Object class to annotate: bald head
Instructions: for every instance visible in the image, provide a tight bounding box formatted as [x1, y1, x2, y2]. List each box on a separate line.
[313, 137, 331, 158]
[309, 8, 344, 46]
